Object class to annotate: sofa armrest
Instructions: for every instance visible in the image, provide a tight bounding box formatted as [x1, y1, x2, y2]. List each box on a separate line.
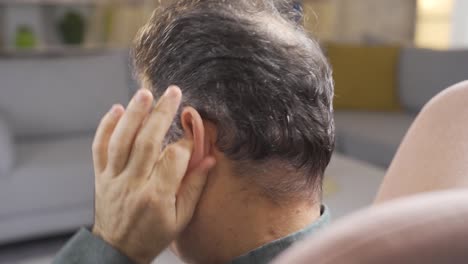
[0, 113, 14, 176]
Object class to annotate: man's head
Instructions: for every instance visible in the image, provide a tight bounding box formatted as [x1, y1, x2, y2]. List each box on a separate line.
[133, 0, 334, 262]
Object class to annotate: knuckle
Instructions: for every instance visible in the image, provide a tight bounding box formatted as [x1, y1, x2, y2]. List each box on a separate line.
[108, 143, 124, 160]
[154, 108, 172, 118]
[103, 165, 116, 177]
[185, 184, 199, 197]
[139, 193, 154, 208]
[129, 103, 148, 115]
[147, 196, 164, 212]
[92, 141, 103, 154]
[135, 137, 157, 154]
[164, 146, 179, 160]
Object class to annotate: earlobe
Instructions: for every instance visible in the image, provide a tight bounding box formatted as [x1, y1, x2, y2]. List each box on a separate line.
[181, 107, 206, 171]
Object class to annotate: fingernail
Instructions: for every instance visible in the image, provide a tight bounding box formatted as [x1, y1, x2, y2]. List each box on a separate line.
[164, 86, 181, 99]
[136, 89, 152, 103]
[206, 157, 217, 169]
[110, 104, 123, 116]
[210, 158, 217, 166]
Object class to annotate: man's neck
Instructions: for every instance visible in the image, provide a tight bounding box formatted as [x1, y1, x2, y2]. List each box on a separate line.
[215, 183, 321, 263]
[174, 161, 323, 264]
[228, 202, 320, 262]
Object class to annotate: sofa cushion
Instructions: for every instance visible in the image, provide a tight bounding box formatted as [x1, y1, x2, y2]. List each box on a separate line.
[399, 48, 468, 113]
[0, 113, 14, 177]
[326, 44, 401, 111]
[334, 111, 414, 168]
[0, 50, 131, 138]
[0, 135, 94, 219]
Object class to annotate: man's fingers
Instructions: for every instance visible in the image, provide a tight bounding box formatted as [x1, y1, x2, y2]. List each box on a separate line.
[107, 89, 153, 175]
[176, 157, 216, 225]
[92, 104, 124, 174]
[126, 86, 182, 177]
[153, 139, 193, 193]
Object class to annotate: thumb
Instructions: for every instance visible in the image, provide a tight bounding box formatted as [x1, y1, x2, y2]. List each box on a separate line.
[175, 157, 216, 226]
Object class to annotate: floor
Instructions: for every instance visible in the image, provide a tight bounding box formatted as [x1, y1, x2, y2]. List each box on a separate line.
[0, 154, 385, 264]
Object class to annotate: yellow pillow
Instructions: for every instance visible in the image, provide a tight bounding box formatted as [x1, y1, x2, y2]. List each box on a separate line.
[326, 44, 401, 111]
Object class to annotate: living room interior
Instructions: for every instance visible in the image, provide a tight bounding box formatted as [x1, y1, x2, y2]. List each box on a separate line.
[0, 0, 467, 263]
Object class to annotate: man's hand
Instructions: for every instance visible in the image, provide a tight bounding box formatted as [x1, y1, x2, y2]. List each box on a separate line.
[91, 86, 215, 264]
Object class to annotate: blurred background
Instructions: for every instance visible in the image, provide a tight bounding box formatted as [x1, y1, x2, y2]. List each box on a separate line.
[0, 0, 467, 263]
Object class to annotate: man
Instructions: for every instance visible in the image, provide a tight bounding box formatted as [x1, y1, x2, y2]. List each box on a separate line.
[54, 0, 334, 263]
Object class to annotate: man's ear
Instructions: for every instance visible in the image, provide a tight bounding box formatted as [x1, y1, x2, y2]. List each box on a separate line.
[181, 107, 207, 172]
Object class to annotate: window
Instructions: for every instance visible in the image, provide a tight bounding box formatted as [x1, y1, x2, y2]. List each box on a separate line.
[415, 0, 454, 49]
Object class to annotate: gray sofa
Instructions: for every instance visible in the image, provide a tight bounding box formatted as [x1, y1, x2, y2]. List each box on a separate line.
[335, 47, 468, 168]
[0, 50, 135, 244]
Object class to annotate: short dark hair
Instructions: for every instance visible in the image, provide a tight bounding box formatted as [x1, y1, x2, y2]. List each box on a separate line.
[133, 0, 335, 200]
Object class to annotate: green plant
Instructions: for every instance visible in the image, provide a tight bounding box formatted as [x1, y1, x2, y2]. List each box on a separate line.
[15, 25, 37, 49]
[58, 11, 86, 45]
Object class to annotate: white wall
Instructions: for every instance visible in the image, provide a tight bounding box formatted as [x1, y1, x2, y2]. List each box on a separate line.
[452, 0, 468, 47]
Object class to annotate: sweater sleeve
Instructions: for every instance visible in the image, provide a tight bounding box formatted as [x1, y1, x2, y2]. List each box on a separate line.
[53, 228, 136, 264]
